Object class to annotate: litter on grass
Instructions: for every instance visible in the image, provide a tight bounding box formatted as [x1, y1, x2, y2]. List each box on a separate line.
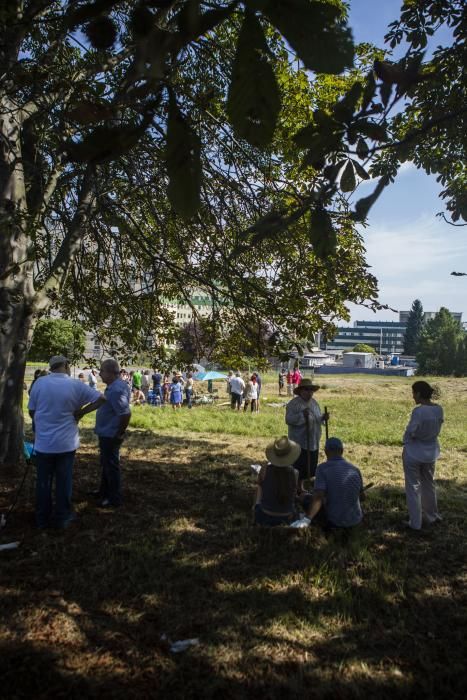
[170, 638, 200, 653]
[160, 634, 200, 653]
[0, 541, 20, 551]
[290, 517, 311, 529]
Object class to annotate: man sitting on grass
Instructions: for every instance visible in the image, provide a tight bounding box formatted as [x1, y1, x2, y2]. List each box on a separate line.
[303, 437, 364, 532]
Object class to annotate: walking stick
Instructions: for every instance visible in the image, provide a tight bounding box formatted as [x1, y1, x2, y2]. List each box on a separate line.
[305, 411, 311, 482]
[324, 405, 329, 441]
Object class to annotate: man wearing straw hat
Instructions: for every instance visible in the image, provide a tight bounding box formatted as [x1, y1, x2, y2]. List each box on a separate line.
[285, 377, 329, 492]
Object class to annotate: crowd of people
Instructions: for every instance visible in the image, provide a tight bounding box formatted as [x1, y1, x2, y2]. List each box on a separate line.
[226, 370, 263, 412]
[73, 367, 194, 409]
[27, 358, 444, 537]
[254, 377, 444, 535]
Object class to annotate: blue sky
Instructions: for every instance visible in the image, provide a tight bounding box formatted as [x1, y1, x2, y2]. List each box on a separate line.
[343, 1, 466, 325]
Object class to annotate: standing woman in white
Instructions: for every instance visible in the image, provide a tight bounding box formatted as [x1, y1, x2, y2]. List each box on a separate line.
[402, 381, 444, 531]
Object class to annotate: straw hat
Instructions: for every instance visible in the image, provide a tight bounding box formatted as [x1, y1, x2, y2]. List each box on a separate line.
[293, 377, 320, 395]
[265, 436, 301, 467]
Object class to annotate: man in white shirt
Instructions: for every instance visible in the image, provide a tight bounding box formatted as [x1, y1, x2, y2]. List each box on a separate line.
[229, 371, 245, 410]
[28, 355, 104, 528]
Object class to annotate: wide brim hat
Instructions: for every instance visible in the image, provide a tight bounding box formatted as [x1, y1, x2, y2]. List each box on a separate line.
[265, 436, 301, 467]
[293, 377, 320, 395]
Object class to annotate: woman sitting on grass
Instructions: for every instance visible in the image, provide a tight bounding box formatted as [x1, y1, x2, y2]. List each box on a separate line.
[254, 436, 300, 526]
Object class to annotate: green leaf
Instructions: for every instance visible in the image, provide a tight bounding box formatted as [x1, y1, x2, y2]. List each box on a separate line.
[293, 111, 337, 148]
[352, 175, 390, 222]
[293, 123, 318, 149]
[227, 11, 281, 147]
[356, 137, 369, 159]
[379, 81, 393, 106]
[309, 207, 337, 259]
[354, 120, 388, 142]
[352, 159, 370, 180]
[340, 160, 356, 192]
[361, 71, 376, 112]
[301, 132, 343, 168]
[166, 97, 201, 219]
[333, 81, 363, 122]
[65, 123, 147, 163]
[323, 159, 346, 182]
[251, 0, 354, 74]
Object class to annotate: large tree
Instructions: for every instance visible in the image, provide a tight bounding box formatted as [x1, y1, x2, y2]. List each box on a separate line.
[0, 0, 371, 463]
[0, 0, 465, 464]
[416, 307, 463, 376]
[28, 318, 85, 364]
[403, 298, 424, 355]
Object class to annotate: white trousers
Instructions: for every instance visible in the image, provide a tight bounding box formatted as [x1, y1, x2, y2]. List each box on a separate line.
[402, 453, 440, 530]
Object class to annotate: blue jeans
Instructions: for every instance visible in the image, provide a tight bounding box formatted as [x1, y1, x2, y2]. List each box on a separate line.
[152, 385, 163, 404]
[185, 388, 193, 408]
[98, 436, 123, 505]
[34, 451, 76, 528]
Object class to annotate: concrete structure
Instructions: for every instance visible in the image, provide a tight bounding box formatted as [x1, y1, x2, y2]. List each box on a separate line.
[162, 290, 213, 327]
[321, 321, 406, 354]
[299, 352, 335, 369]
[342, 352, 376, 369]
[315, 365, 415, 377]
[321, 311, 464, 357]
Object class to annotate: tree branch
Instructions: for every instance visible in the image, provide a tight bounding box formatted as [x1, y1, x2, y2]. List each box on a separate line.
[34, 166, 95, 312]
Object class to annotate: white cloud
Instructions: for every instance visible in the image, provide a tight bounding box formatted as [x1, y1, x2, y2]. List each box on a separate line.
[350, 215, 467, 321]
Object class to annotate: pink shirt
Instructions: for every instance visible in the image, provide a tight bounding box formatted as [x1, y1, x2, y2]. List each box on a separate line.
[292, 370, 302, 384]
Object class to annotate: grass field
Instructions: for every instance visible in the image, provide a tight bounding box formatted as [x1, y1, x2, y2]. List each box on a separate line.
[1, 376, 466, 698]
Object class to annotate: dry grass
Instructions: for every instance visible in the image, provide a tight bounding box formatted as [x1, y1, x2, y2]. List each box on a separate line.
[1, 377, 466, 698]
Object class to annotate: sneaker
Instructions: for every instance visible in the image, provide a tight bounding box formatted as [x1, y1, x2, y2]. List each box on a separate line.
[99, 499, 121, 508]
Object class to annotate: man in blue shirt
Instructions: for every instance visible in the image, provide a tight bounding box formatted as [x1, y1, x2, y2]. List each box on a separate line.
[78, 359, 131, 507]
[151, 367, 163, 404]
[28, 355, 103, 528]
[304, 437, 364, 530]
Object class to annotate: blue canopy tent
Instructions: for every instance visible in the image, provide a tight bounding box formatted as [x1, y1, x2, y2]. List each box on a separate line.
[194, 371, 228, 381]
[194, 370, 229, 395]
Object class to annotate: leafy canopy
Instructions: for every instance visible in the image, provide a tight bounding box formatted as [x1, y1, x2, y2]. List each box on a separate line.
[416, 308, 465, 376]
[28, 319, 85, 364]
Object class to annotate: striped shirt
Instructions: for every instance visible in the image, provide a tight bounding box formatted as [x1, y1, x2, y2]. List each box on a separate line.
[315, 456, 363, 527]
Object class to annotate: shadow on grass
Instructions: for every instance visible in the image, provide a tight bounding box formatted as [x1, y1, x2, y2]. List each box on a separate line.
[1, 431, 467, 699]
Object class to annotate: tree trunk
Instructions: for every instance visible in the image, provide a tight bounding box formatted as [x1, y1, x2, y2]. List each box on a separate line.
[0, 291, 34, 467]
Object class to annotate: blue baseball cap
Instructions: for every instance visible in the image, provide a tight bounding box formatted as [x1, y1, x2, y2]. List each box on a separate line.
[325, 437, 344, 452]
